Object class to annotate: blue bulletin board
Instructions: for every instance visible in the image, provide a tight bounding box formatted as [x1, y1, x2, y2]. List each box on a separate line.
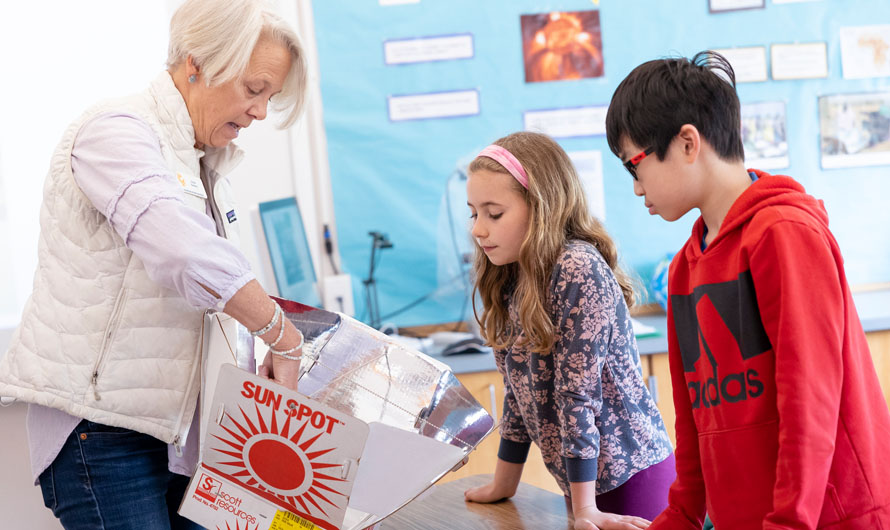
[311, 0, 890, 327]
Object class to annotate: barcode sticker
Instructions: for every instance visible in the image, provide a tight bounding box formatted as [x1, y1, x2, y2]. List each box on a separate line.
[269, 510, 321, 530]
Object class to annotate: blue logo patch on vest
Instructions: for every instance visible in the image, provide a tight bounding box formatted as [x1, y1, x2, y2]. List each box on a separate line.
[226, 210, 237, 223]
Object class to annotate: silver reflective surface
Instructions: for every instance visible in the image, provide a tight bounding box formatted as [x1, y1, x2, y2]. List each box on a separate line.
[285, 304, 495, 452]
[234, 320, 256, 372]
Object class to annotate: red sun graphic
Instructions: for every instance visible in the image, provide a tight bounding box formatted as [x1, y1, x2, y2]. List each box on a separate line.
[206, 403, 348, 530]
[217, 519, 258, 530]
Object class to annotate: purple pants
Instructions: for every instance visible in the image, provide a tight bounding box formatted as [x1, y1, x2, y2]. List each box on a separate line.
[566, 452, 676, 521]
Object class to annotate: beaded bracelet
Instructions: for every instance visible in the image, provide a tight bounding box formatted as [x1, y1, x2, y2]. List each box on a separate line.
[270, 330, 304, 361]
[270, 350, 302, 361]
[268, 314, 287, 349]
[250, 303, 282, 338]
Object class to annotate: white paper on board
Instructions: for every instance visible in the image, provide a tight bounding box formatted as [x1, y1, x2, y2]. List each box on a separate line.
[709, 0, 764, 11]
[384, 34, 473, 65]
[712, 47, 768, 82]
[840, 25, 890, 79]
[771, 42, 828, 80]
[567, 150, 606, 222]
[524, 106, 608, 138]
[388, 90, 479, 121]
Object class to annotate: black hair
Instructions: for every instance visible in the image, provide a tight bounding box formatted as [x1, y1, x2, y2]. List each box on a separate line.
[605, 50, 744, 163]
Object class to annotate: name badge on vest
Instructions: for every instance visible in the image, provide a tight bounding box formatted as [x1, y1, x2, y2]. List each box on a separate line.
[177, 172, 208, 199]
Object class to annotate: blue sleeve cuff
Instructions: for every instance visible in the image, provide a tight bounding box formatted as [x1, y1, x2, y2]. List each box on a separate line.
[498, 438, 531, 464]
[566, 457, 599, 483]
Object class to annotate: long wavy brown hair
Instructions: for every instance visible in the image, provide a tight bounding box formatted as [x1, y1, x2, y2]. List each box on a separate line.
[470, 131, 635, 354]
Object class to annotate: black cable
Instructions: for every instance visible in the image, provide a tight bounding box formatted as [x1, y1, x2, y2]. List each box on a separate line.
[378, 290, 439, 322]
[378, 270, 468, 322]
[323, 224, 339, 274]
[364, 231, 394, 328]
[368, 170, 472, 326]
[365, 236, 379, 327]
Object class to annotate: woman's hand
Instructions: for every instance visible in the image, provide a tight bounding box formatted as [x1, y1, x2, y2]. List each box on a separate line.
[464, 480, 516, 504]
[257, 317, 302, 391]
[573, 505, 650, 530]
[258, 347, 301, 391]
[221, 280, 303, 391]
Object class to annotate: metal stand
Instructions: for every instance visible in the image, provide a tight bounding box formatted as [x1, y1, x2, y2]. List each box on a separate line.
[363, 231, 392, 329]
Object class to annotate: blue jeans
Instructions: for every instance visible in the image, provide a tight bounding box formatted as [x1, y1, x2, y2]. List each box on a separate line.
[38, 419, 204, 530]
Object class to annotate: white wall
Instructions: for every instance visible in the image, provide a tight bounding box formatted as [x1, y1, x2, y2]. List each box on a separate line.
[0, 0, 336, 348]
[0, 2, 332, 526]
[0, 2, 171, 329]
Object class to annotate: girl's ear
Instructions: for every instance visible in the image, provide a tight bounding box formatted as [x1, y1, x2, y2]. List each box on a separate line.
[676, 124, 701, 162]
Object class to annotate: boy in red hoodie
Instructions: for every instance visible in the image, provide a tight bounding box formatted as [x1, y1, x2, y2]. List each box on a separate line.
[604, 51, 890, 530]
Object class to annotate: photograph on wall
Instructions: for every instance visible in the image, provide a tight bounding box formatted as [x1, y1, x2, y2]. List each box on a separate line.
[709, 0, 765, 13]
[520, 10, 603, 83]
[840, 24, 890, 79]
[819, 92, 890, 169]
[741, 101, 789, 169]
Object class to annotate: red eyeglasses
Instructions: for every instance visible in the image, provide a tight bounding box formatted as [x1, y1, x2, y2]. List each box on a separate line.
[623, 147, 654, 180]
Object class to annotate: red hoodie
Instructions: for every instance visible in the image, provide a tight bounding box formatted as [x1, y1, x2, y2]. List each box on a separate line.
[651, 171, 890, 530]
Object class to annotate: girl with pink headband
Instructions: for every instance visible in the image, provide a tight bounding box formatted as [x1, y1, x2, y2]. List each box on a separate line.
[465, 131, 675, 529]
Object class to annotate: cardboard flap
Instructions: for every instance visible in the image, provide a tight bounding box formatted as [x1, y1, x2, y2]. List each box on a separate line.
[349, 422, 465, 517]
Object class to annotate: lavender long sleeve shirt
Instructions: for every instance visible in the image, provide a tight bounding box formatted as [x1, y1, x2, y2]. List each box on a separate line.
[27, 112, 254, 482]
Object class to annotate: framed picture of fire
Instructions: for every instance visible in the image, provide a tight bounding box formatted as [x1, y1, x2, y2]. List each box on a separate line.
[520, 10, 604, 83]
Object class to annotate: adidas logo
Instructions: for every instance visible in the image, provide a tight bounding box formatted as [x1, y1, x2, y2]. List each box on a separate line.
[671, 270, 772, 410]
[688, 369, 765, 409]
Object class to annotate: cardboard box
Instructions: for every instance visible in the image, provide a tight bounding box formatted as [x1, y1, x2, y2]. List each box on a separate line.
[181, 302, 494, 529]
[180, 365, 367, 530]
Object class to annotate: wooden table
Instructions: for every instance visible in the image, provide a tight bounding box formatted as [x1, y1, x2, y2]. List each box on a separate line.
[380, 474, 573, 530]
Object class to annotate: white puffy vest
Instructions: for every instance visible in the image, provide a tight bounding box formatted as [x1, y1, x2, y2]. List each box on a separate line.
[0, 71, 244, 445]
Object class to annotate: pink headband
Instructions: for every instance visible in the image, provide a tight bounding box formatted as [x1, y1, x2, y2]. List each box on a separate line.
[476, 145, 528, 189]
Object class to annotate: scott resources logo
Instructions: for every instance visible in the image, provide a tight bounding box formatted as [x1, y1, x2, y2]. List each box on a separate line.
[195, 474, 222, 503]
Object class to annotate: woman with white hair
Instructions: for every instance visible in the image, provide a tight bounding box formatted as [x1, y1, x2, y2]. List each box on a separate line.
[0, 0, 310, 527]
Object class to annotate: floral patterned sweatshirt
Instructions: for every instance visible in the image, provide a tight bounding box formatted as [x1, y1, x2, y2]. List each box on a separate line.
[496, 240, 673, 496]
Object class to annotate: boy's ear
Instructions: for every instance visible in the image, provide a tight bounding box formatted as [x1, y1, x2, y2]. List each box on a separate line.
[676, 124, 701, 162]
